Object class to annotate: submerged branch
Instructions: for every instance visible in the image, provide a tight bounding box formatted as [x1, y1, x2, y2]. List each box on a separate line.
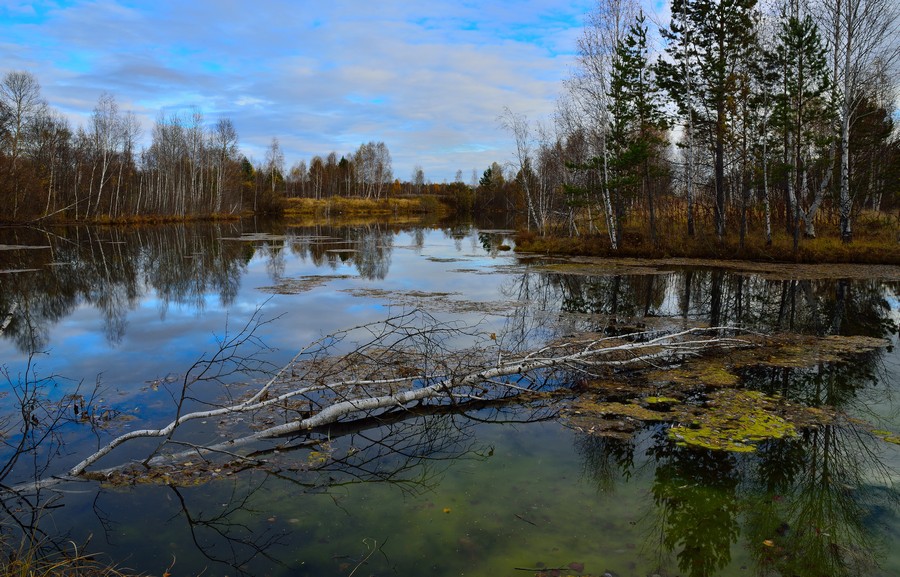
[63, 313, 750, 481]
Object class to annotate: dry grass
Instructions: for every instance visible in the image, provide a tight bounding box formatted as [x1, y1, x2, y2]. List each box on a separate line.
[0, 538, 141, 577]
[282, 196, 446, 218]
[518, 207, 900, 264]
[88, 212, 245, 225]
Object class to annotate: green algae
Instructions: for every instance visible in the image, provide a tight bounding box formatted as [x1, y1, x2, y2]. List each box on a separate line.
[668, 390, 796, 452]
[650, 359, 740, 387]
[645, 396, 681, 404]
[565, 389, 806, 453]
[871, 430, 900, 445]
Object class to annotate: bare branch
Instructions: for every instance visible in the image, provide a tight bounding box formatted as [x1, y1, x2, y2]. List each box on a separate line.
[62, 313, 750, 482]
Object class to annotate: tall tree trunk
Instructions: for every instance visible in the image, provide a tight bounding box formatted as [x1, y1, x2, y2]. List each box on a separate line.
[601, 144, 618, 250]
[839, 103, 853, 242]
[762, 139, 772, 246]
[715, 102, 726, 239]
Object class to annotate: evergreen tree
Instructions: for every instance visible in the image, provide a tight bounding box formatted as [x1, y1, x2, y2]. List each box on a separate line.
[608, 10, 668, 246]
[659, 0, 759, 239]
[769, 9, 833, 247]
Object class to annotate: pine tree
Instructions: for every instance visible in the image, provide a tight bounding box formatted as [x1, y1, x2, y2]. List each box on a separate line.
[659, 0, 759, 239]
[608, 10, 668, 246]
[769, 9, 833, 249]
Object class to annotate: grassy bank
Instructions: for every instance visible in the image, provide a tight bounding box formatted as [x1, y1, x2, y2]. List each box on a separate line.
[282, 195, 447, 218]
[516, 211, 900, 265]
[12, 210, 248, 227]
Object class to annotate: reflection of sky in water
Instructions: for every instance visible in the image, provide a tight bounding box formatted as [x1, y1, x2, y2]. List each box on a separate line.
[1, 227, 518, 416]
[2, 224, 899, 577]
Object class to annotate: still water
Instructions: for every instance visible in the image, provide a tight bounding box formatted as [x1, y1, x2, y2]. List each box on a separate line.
[0, 219, 898, 577]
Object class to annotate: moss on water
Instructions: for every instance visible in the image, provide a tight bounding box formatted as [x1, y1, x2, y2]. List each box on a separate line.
[650, 359, 741, 387]
[556, 331, 887, 452]
[565, 389, 810, 453]
[668, 390, 796, 452]
[645, 396, 681, 404]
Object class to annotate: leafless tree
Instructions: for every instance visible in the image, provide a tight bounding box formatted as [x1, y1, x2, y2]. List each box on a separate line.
[211, 118, 239, 213]
[499, 107, 541, 231]
[816, 0, 900, 241]
[0, 70, 46, 218]
[265, 137, 284, 201]
[354, 141, 393, 199]
[87, 92, 123, 218]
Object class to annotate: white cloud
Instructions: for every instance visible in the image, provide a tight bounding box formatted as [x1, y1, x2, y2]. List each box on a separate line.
[1, 0, 603, 181]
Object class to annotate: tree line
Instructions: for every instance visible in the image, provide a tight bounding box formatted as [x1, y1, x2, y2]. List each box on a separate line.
[0, 71, 408, 222]
[2, 0, 897, 236]
[497, 0, 898, 247]
[0, 74, 252, 221]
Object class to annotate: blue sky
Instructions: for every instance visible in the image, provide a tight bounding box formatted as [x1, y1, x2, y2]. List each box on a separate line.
[0, 0, 629, 182]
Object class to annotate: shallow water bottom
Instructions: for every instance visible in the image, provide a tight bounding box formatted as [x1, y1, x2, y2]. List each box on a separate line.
[52, 414, 900, 577]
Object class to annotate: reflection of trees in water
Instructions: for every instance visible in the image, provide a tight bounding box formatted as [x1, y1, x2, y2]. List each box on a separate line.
[573, 421, 892, 577]
[649, 439, 741, 577]
[443, 224, 470, 252]
[0, 223, 251, 352]
[280, 222, 401, 280]
[3, 400, 516, 576]
[550, 268, 897, 577]
[742, 357, 895, 576]
[352, 224, 393, 280]
[575, 433, 637, 493]
[746, 423, 888, 577]
[501, 265, 897, 342]
[572, 351, 895, 577]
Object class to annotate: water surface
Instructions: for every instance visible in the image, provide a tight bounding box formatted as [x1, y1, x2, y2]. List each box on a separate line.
[0, 220, 898, 577]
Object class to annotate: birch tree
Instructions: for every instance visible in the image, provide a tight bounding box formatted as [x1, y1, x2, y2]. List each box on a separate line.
[0, 71, 45, 218]
[816, 0, 899, 242]
[88, 92, 123, 218]
[500, 107, 544, 232]
[211, 118, 239, 213]
[61, 311, 752, 483]
[563, 0, 639, 249]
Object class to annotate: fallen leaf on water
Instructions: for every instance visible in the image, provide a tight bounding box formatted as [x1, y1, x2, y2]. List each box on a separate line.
[443, 507, 451, 514]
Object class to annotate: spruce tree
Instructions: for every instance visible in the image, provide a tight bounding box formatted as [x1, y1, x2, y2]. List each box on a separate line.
[659, 0, 759, 239]
[608, 10, 668, 247]
[769, 10, 833, 249]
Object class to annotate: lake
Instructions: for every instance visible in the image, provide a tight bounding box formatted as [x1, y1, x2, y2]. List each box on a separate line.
[1, 218, 898, 577]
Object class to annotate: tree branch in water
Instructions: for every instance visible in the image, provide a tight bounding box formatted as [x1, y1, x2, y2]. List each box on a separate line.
[66, 310, 752, 481]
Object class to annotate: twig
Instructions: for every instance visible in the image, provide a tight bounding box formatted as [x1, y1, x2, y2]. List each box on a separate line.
[347, 538, 379, 577]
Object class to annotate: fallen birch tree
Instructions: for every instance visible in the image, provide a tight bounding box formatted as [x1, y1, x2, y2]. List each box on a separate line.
[60, 309, 753, 484]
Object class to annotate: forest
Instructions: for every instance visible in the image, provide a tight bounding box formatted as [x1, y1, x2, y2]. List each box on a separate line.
[1, 0, 897, 252]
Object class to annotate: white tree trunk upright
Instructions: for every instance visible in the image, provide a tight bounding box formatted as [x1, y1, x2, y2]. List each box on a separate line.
[817, 0, 899, 242]
[0, 71, 44, 218]
[500, 107, 541, 232]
